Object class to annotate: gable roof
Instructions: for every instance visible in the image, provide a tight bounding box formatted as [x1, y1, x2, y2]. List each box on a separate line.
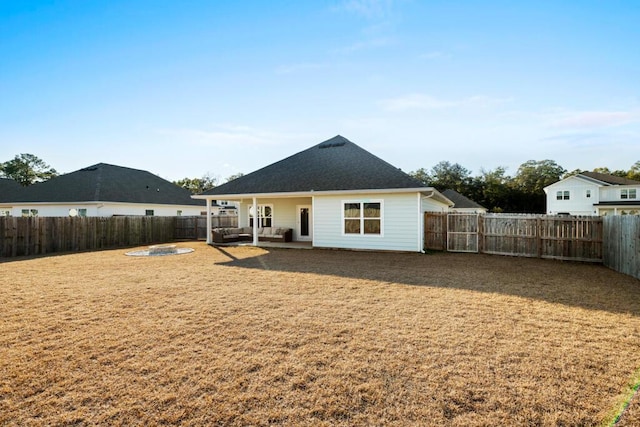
[10, 163, 204, 206]
[199, 135, 427, 197]
[442, 189, 485, 210]
[0, 178, 23, 203]
[579, 171, 640, 186]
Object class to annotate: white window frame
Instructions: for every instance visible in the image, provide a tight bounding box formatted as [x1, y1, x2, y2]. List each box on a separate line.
[556, 190, 570, 201]
[248, 204, 274, 228]
[21, 209, 38, 217]
[145, 209, 155, 216]
[342, 200, 384, 237]
[585, 189, 591, 198]
[621, 189, 637, 200]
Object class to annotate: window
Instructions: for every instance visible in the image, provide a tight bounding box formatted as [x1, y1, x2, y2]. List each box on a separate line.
[249, 204, 273, 227]
[556, 191, 570, 200]
[177, 210, 182, 216]
[145, 210, 154, 216]
[343, 201, 382, 235]
[21, 209, 38, 217]
[621, 189, 637, 200]
[585, 189, 591, 198]
[0, 210, 10, 217]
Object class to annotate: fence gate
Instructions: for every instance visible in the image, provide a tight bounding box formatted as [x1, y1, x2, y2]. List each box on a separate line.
[447, 213, 479, 253]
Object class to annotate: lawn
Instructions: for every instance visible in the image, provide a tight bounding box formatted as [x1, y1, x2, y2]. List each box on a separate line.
[2, 242, 640, 426]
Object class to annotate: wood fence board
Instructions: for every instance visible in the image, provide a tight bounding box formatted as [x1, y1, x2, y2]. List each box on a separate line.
[425, 213, 604, 263]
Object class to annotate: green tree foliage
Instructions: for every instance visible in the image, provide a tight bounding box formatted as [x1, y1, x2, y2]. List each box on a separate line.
[0, 153, 58, 186]
[174, 173, 218, 194]
[413, 159, 640, 213]
[627, 161, 640, 181]
[225, 173, 244, 182]
[409, 161, 471, 193]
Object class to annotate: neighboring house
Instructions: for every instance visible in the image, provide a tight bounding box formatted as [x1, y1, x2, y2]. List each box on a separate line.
[193, 135, 453, 252]
[544, 171, 640, 216]
[3, 163, 205, 217]
[0, 177, 23, 217]
[442, 189, 488, 213]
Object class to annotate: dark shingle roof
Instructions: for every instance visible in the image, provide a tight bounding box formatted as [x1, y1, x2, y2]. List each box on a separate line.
[0, 178, 23, 202]
[11, 163, 204, 206]
[200, 135, 425, 196]
[441, 189, 485, 209]
[580, 171, 640, 186]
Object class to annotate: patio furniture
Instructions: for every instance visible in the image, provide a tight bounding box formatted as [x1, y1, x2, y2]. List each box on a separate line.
[211, 227, 292, 244]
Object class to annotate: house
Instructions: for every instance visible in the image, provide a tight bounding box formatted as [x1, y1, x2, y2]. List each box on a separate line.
[0, 178, 23, 216]
[3, 163, 205, 217]
[193, 135, 453, 252]
[441, 189, 488, 213]
[544, 171, 640, 215]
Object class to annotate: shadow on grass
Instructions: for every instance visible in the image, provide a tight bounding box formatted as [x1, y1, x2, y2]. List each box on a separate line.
[215, 247, 640, 316]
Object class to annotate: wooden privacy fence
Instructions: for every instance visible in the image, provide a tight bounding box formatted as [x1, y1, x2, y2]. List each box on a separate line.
[603, 215, 640, 280]
[174, 216, 238, 240]
[425, 213, 603, 263]
[0, 216, 177, 257]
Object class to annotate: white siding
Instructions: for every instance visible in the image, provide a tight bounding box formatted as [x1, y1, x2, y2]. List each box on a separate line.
[545, 177, 600, 215]
[422, 197, 449, 212]
[7, 202, 204, 217]
[313, 193, 421, 252]
[237, 197, 312, 231]
[599, 185, 640, 202]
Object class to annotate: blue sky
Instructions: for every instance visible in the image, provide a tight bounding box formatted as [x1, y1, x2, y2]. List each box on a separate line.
[1, 0, 638, 183]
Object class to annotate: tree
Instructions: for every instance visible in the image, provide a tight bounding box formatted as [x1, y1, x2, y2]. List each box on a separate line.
[512, 160, 566, 213]
[226, 173, 244, 182]
[627, 161, 640, 181]
[473, 166, 512, 213]
[174, 173, 218, 194]
[418, 161, 472, 193]
[0, 153, 58, 186]
[408, 168, 430, 186]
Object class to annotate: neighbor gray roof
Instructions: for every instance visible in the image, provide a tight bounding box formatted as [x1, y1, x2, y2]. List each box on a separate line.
[579, 172, 640, 186]
[442, 189, 485, 210]
[199, 135, 426, 196]
[10, 163, 204, 206]
[0, 178, 23, 203]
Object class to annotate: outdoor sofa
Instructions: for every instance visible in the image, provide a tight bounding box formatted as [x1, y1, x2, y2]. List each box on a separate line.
[211, 227, 293, 244]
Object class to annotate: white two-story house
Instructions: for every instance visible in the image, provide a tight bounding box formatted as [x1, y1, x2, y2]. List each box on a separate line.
[544, 171, 640, 216]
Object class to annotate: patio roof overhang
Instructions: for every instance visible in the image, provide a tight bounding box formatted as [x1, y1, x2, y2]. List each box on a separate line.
[192, 187, 451, 203]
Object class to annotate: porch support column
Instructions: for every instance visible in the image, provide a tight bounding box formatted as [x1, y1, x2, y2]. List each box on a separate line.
[206, 198, 212, 244]
[252, 197, 259, 246]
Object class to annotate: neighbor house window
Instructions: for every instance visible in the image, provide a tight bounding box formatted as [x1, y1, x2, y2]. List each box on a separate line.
[249, 204, 273, 227]
[145, 210, 155, 216]
[177, 210, 182, 216]
[585, 190, 591, 198]
[21, 209, 38, 217]
[0, 210, 11, 217]
[343, 201, 382, 235]
[556, 191, 570, 200]
[621, 189, 637, 200]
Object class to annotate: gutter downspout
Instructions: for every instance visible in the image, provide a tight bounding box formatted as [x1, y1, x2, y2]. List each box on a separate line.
[206, 198, 212, 244]
[252, 197, 258, 246]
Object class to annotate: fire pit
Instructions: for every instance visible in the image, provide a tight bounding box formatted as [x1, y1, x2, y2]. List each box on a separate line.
[125, 245, 194, 257]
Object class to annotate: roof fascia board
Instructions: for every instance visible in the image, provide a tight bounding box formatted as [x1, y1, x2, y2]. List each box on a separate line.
[193, 187, 438, 200]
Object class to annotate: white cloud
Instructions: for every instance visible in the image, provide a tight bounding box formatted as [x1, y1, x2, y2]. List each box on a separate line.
[275, 62, 328, 75]
[332, 37, 394, 54]
[155, 125, 311, 148]
[419, 51, 451, 60]
[378, 93, 512, 112]
[334, 0, 396, 19]
[548, 110, 640, 129]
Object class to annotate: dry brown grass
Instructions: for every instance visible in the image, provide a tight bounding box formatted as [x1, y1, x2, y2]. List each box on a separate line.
[2, 242, 640, 426]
